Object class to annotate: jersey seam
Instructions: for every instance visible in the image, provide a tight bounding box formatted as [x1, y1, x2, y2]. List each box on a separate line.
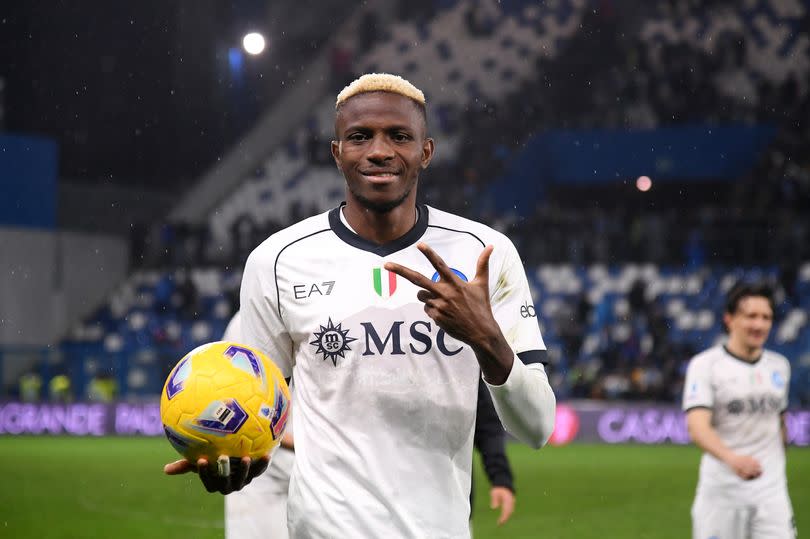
[273, 228, 333, 318]
[426, 224, 486, 248]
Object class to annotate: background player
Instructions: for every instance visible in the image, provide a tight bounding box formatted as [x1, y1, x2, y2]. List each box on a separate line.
[472, 379, 516, 528]
[683, 282, 796, 538]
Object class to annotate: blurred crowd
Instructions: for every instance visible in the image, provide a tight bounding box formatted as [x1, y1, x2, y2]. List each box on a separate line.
[13, 0, 810, 406]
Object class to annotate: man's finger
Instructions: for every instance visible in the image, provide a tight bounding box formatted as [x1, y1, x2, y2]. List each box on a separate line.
[217, 455, 231, 478]
[234, 456, 251, 491]
[416, 243, 457, 283]
[384, 261, 437, 292]
[423, 304, 440, 321]
[198, 458, 220, 493]
[498, 500, 514, 525]
[248, 455, 271, 481]
[163, 459, 195, 475]
[416, 289, 437, 303]
[475, 245, 494, 284]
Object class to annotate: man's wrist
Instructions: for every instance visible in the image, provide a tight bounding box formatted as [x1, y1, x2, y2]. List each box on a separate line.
[717, 449, 737, 466]
[476, 348, 513, 385]
[471, 328, 514, 385]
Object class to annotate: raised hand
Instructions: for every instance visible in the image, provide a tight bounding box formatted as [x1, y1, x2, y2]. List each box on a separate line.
[164, 454, 270, 494]
[384, 243, 495, 343]
[384, 242, 514, 383]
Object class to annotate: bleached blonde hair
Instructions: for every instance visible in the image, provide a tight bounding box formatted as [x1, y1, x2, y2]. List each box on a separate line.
[335, 73, 426, 110]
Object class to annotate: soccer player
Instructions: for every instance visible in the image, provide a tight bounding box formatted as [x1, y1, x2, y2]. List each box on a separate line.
[166, 73, 556, 538]
[683, 283, 796, 538]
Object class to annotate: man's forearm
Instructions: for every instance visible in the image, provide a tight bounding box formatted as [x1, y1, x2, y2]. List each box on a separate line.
[688, 415, 734, 463]
[486, 359, 556, 449]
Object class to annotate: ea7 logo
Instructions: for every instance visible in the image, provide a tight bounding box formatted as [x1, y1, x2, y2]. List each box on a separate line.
[520, 302, 536, 318]
[294, 281, 335, 299]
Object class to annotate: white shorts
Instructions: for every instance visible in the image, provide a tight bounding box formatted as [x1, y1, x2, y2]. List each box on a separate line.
[692, 491, 796, 539]
[225, 448, 293, 539]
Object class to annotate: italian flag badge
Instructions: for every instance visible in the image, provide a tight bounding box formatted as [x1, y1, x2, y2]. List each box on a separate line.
[372, 267, 397, 297]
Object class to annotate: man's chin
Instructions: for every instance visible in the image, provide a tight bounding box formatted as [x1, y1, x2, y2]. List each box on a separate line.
[353, 190, 412, 214]
[745, 338, 767, 350]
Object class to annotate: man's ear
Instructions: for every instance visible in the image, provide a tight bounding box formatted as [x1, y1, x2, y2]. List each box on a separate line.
[331, 140, 341, 169]
[421, 138, 434, 169]
[722, 312, 732, 332]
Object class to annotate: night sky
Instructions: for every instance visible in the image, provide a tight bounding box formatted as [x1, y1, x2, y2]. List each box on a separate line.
[1, 1, 285, 192]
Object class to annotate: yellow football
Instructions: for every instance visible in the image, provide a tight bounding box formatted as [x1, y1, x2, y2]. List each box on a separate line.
[159, 341, 290, 462]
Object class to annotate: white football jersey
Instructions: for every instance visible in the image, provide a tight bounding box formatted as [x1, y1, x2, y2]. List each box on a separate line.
[683, 345, 791, 502]
[240, 204, 547, 539]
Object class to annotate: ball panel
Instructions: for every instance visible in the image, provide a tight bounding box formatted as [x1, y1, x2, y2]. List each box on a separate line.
[163, 425, 207, 458]
[165, 356, 192, 400]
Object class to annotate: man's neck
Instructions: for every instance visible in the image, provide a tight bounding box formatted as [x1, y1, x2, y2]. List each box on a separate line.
[342, 202, 418, 245]
[725, 339, 763, 363]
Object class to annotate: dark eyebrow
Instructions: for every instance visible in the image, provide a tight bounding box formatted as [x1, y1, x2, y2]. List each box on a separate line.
[384, 124, 415, 132]
[344, 123, 414, 131]
[341, 124, 416, 137]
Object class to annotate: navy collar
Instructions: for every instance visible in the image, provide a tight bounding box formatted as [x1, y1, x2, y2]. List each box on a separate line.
[328, 203, 429, 256]
[722, 345, 763, 365]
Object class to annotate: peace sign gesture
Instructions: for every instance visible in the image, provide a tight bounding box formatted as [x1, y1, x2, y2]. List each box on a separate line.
[384, 242, 514, 384]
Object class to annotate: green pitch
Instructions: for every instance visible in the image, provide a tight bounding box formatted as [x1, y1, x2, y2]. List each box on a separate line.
[1, 437, 807, 539]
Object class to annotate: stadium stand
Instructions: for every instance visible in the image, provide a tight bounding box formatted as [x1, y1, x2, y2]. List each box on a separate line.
[52, 261, 810, 407]
[6, 0, 810, 410]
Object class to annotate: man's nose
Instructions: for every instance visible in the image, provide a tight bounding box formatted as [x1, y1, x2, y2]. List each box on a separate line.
[752, 318, 770, 330]
[366, 136, 394, 161]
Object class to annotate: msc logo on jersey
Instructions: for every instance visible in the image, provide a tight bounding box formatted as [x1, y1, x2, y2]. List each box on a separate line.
[310, 318, 466, 365]
[360, 320, 463, 357]
[310, 318, 357, 366]
[727, 395, 783, 415]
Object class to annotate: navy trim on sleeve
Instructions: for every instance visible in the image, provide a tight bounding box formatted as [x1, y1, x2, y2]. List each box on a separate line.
[517, 349, 548, 366]
[684, 405, 713, 413]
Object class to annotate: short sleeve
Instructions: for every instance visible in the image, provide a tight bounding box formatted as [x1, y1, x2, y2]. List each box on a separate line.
[682, 356, 714, 412]
[490, 238, 545, 358]
[240, 249, 294, 378]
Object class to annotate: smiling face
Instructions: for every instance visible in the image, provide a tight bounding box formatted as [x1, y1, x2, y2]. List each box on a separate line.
[724, 295, 774, 353]
[332, 91, 434, 214]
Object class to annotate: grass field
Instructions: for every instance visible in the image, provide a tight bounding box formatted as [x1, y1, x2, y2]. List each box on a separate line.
[1, 437, 807, 538]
